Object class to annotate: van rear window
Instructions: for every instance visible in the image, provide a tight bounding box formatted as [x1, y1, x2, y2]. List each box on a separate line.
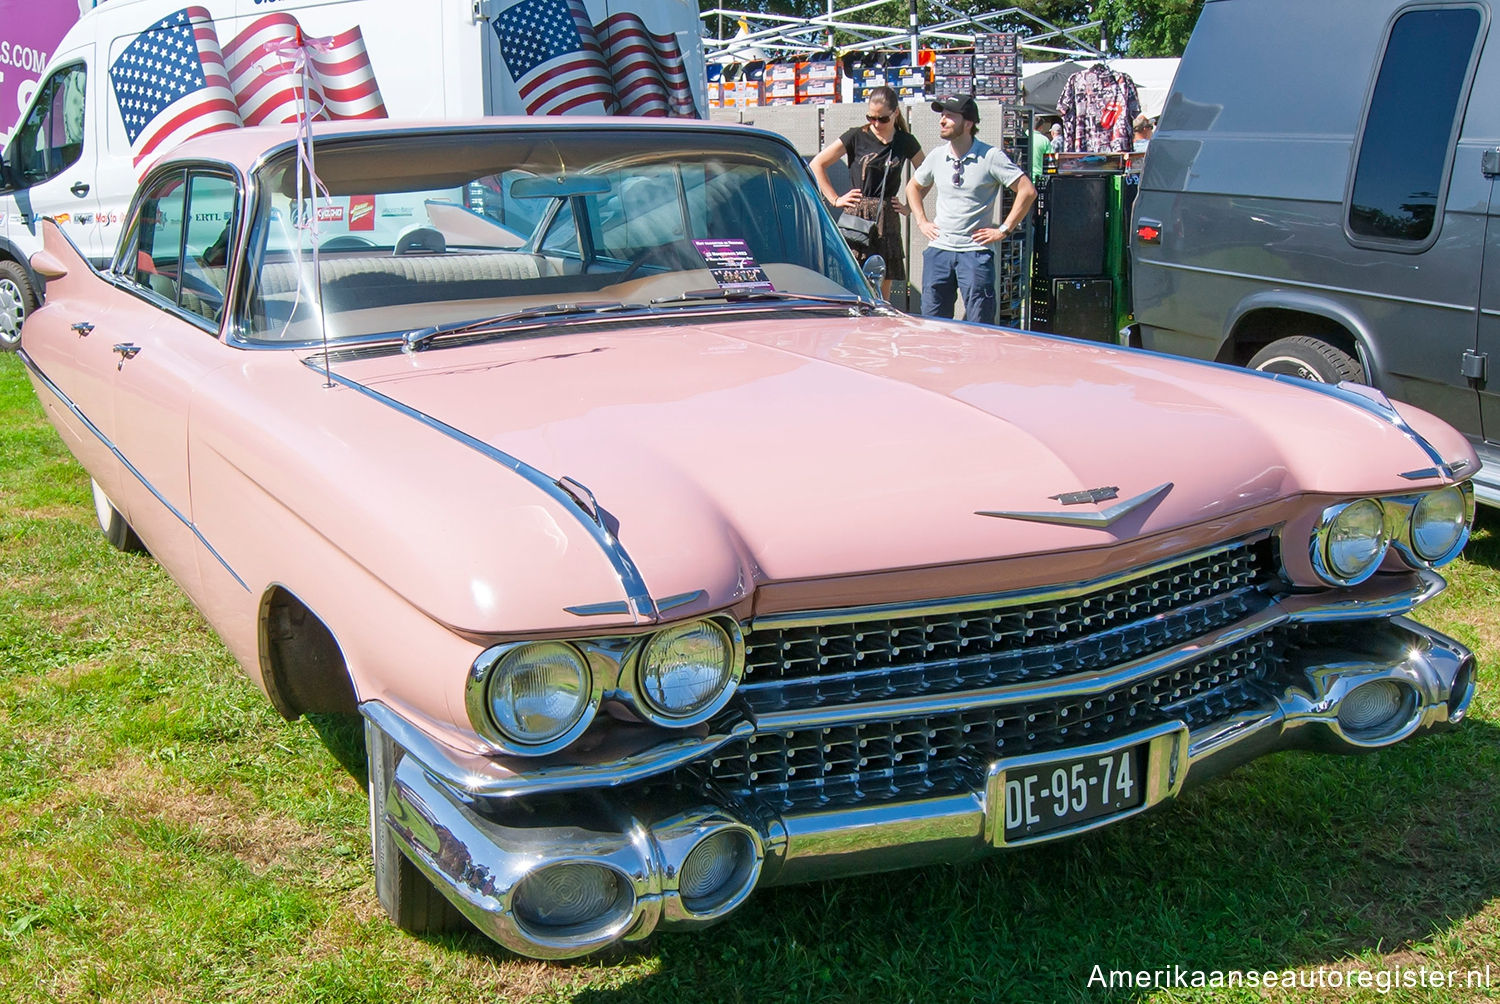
[1347, 6, 1482, 244]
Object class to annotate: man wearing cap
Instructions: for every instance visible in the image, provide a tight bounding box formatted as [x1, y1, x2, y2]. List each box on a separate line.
[906, 94, 1037, 325]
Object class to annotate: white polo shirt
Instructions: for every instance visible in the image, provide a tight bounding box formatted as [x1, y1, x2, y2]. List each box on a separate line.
[912, 138, 1024, 252]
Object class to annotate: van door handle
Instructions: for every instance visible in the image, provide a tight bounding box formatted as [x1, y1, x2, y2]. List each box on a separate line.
[70, 181, 90, 198]
[113, 343, 140, 369]
[71, 321, 93, 337]
[1483, 150, 1500, 178]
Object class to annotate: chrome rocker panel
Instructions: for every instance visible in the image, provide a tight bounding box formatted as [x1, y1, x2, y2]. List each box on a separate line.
[363, 612, 1474, 960]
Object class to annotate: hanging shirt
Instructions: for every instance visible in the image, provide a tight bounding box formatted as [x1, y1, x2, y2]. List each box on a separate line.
[1057, 64, 1141, 154]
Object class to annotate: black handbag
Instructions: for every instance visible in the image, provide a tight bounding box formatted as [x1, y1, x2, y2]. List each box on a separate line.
[837, 211, 878, 253]
[836, 148, 893, 254]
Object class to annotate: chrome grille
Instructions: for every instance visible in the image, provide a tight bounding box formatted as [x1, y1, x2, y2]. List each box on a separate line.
[741, 538, 1276, 713]
[701, 632, 1283, 811]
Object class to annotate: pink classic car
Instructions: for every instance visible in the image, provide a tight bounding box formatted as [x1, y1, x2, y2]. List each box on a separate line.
[16, 120, 1479, 959]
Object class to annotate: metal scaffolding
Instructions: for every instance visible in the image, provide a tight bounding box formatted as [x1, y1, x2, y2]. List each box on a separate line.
[701, 2, 1105, 64]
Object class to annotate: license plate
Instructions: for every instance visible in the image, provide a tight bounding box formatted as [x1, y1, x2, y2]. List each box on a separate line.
[1001, 744, 1144, 841]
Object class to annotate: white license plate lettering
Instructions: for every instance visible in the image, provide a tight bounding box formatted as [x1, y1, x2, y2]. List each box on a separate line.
[1002, 745, 1144, 841]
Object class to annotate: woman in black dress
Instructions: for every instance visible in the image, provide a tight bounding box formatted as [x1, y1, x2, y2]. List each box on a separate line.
[810, 85, 925, 301]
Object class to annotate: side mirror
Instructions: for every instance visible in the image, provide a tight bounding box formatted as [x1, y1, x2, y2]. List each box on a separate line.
[862, 254, 887, 283]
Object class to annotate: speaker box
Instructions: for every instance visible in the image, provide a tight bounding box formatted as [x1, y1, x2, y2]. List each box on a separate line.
[1052, 278, 1115, 342]
[1044, 175, 1109, 277]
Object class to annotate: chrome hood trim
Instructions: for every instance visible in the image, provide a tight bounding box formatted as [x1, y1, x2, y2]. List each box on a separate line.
[975, 482, 1174, 528]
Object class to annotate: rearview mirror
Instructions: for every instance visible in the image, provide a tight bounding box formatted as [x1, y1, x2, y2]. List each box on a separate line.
[510, 175, 611, 199]
[862, 254, 887, 283]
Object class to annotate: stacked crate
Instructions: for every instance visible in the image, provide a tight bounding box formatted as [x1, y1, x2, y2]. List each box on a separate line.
[763, 62, 798, 106]
[852, 61, 888, 102]
[932, 54, 972, 99]
[972, 33, 1020, 103]
[797, 60, 839, 104]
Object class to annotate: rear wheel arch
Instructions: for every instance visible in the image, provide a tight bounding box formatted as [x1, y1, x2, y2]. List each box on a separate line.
[257, 585, 358, 720]
[1220, 305, 1372, 381]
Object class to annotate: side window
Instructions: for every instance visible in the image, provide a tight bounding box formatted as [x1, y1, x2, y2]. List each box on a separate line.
[8, 63, 87, 185]
[179, 174, 237, 323]
[124, 172, 187, 305]
[1347, 6, 1483, 244]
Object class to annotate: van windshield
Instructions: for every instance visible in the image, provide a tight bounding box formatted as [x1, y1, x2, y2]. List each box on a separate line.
[240, 128, 867, 344]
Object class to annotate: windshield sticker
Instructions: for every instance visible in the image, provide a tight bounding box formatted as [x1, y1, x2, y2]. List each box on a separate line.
[692, 238, 775, 291]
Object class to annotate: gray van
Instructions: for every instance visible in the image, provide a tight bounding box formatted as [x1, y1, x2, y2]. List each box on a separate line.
[1132, 0, 1500, 505]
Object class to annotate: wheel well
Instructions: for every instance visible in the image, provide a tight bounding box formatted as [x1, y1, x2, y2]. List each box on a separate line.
[1221, 309, 1361, 368]
[258, 586, 357, 720]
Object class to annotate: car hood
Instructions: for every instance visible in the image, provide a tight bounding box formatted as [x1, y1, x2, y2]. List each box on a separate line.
[264, 310, 1470, 632]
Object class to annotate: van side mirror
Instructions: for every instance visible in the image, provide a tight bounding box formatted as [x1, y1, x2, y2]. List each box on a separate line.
[0, 148, 13, 191]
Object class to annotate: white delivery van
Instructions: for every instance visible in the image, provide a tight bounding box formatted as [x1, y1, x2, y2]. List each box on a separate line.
[0, 0, 706, 347]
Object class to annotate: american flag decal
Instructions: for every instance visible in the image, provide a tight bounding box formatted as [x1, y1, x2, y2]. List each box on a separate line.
[109, 7, 387, 168]
[494, 0, 616, 115]
[494, 0, 698, 118]
[598, 12, 694, 117]
[109, 7, 243, 166]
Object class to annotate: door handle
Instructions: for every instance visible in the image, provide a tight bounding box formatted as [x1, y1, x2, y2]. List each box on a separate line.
[70, 181, 90, 198]
[1484, 150, 1500, 177]
[112, 343, 140, 369]
[71, 321, 93, 337]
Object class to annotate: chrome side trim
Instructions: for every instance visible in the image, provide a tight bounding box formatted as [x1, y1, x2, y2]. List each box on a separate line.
[976, 481, 1173, 528]
[565, 600, 633, 617]
[19, 350, 249, 591]
[563, 590, 706, 618]
[304, 359, 658, 621]
[751, 532, 1270, 631]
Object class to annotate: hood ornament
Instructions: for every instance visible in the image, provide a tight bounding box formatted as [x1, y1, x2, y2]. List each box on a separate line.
[977, 482, 1174, 529]
[1050, 486, 1119, 505]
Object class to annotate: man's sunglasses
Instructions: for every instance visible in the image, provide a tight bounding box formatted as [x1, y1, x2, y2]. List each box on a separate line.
[866, 113, 892, 124]
[951, 159, 966, 187]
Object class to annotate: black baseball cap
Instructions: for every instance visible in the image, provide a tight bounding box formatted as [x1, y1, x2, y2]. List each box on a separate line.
[931, 94, 980, 123]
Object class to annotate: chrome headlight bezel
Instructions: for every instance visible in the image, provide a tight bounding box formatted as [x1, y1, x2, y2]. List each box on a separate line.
[629, 616, 745, 727]
[1310, 497, 1391, 586]
[1397, 482, 1474, 568]
[466, 640, 602, 756]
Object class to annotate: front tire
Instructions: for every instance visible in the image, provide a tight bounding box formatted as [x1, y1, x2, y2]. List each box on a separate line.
[366, 718, 469, 934]
[91, 479, 146, 553]
[1248, 335, 1364, 384]
[0, 259, 37, 352]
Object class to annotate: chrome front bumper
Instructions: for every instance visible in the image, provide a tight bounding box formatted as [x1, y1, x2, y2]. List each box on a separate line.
[363, 614, 1474, 960]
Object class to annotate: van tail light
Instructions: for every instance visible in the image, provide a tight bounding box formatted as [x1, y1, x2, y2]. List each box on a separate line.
[1136, 222, 1162, 245]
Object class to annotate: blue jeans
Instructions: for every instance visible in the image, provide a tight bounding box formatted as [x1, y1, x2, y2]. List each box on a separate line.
[921, 246, 997, 325]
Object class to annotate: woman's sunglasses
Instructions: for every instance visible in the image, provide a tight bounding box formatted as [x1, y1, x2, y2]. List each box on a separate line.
[866, 113, 892, 124]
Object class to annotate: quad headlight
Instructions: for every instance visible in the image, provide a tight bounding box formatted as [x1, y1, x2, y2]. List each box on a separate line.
[1408, 484, 1471, 563]
[472, 641, 599, 753]
[1312, 497, 1390, 586]
[636, 619, 742, 722]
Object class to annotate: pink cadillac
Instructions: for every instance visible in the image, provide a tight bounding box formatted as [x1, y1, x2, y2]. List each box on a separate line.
[15, 120, 1480, 959]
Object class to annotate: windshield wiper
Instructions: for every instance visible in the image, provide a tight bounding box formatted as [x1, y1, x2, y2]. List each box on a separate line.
[649, 288, 881, 312]
[402, 300, 644, 352]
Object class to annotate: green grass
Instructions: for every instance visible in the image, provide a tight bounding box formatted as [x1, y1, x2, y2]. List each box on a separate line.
[1, 350, 1497, 1003]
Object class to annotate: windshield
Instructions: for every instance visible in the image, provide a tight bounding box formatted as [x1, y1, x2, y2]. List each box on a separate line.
[240, 128, 869, 344]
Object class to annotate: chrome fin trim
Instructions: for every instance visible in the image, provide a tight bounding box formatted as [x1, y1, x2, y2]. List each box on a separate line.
[975, 482, 1174, 528]
[19, 349, 249, 592]
[303, 358, 658, 621]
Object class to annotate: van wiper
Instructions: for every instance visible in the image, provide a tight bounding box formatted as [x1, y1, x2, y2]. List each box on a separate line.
[650, 289, 881, 313]
[402, 300, 643, 352]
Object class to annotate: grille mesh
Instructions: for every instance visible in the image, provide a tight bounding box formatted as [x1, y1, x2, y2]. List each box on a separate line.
[740, 540, 1275, 713]
[702, 633, 1282, 811]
